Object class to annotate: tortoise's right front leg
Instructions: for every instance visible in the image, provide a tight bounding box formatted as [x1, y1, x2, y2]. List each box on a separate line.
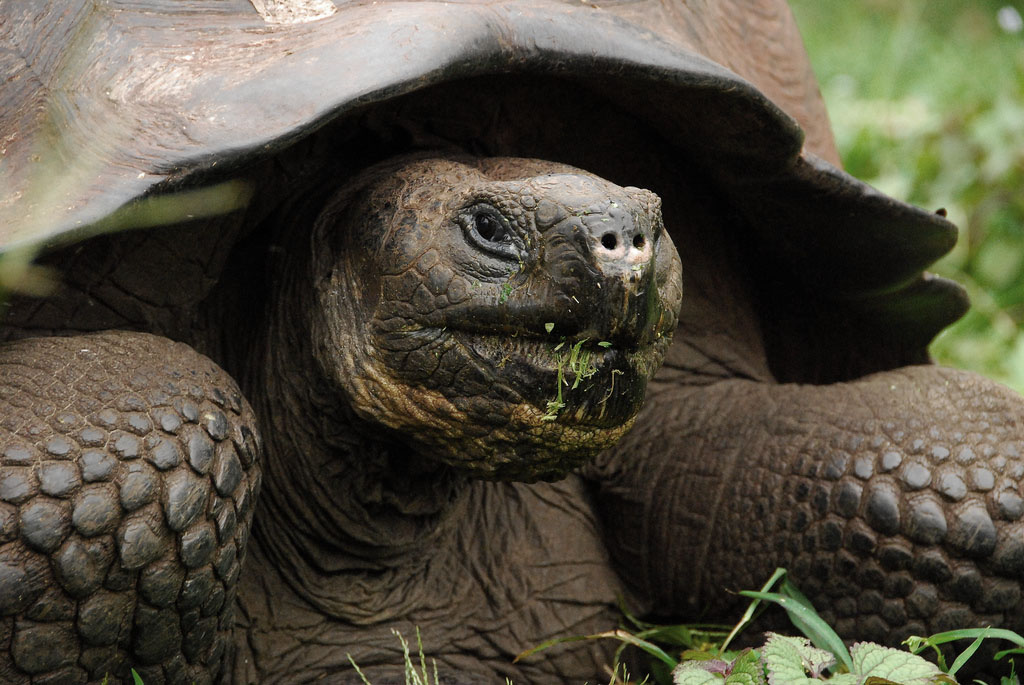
[587, 365, 1024, 651]
[0, 332, 261, 685]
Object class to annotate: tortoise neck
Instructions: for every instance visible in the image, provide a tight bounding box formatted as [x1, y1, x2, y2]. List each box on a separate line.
[252, 359, 470, 559]
[231, 248, 471, 615]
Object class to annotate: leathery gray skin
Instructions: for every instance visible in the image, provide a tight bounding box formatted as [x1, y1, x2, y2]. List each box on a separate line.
[1, 154, 1024, 683]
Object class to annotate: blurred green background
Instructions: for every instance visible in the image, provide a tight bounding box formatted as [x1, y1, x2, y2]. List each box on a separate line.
[789, 0, 1024, 393]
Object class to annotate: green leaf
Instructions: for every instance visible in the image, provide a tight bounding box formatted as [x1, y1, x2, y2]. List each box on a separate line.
[131, 670, 145, 685]
[544, 322, 555, 333]
[728, 649, 768, 684]
[739, 591, 853, 672]
[598, 341, 612, 348]
[673, 650, 767, 685]
[672, 662, 722, 685]
[761, 633, 835, 684]
[850, 641, 953, 684]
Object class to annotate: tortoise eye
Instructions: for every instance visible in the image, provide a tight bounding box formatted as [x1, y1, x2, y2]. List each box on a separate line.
[473, 211, 509, 244]
[463, 206, 519, 259]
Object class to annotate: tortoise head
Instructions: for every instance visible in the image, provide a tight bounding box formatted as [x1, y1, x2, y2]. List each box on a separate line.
[309, 156, 682, 481]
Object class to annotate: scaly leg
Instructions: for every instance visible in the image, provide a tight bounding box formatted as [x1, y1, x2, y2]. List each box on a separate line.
[0, 332, 261, 684]
[588, 366, 1024, 646]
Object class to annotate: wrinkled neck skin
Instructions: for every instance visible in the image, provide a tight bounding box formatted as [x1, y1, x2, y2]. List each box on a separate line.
[241, 242, 470, 617]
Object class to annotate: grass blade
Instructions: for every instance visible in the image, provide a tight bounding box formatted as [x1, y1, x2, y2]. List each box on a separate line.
[345, 655, 373, 685]
[948, 629, 989, 677]
[515, 629, 678, 668]
[719, 567, 788, 655]
[739, 590, 853, 672]
[905, 629, 1024, 653]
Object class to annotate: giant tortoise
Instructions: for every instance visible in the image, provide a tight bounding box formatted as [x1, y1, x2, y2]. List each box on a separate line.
[2, 1, 1024, 683]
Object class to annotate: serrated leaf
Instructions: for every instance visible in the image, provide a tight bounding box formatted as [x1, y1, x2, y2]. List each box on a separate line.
[673, 649, 767, 685]
[724, 674, 762, 685]
[673, 661, 724, 685]
[764, 652, 813, 683]
[728, 649, 767, 684]
[850, 642, 949, 684]
[762, 633, 835, 684]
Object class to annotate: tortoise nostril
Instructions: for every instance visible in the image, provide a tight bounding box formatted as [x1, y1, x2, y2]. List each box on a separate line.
[633, 234, 645, 249]
[601, 233, 618, 250]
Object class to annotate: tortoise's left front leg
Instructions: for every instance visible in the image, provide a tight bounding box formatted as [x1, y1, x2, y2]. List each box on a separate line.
[586, 365, 1024, 646]
[0, 332, 261, 684]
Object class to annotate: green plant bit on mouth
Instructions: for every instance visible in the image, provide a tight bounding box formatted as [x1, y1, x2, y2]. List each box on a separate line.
[543, 339, 602, 420]
[567, 338, 598, 390]
[499, 281, 513, 304]
[544, 322, 555, 334]
[542, 353, 567, 421]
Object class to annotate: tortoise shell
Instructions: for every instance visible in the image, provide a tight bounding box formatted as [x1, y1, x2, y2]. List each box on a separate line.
[1, 0, 964, 365]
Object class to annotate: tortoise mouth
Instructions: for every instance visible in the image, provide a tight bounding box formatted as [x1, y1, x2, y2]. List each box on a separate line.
[457, 329, 667, 428]
[351, 320, 672, 481]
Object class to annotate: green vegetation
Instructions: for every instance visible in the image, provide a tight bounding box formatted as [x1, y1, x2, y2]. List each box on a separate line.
[543, 338, 601, 420]
[520, 569, 1024, 684]
[348, 629, 443, 685]
[128, 569, 1020, 684]
[789, 0, 1024, 393]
